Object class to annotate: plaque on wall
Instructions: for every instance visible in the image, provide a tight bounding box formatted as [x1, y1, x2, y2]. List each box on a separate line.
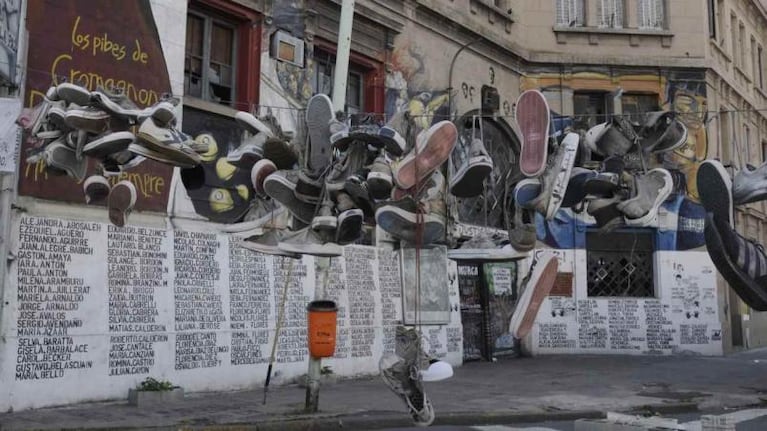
[401, 246, 450, 325]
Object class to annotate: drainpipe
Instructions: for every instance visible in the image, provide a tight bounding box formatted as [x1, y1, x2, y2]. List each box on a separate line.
[330, 0, 355, 113]
[305, 0, 355, 414]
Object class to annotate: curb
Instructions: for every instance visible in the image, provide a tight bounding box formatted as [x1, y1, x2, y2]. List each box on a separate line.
[87, 404, 701, 431]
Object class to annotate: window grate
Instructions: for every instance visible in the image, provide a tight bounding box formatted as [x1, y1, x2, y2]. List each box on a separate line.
[586, 231, 655, 297]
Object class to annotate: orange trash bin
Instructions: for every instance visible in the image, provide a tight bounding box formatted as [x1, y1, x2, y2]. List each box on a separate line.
[307, 300, 338, 358]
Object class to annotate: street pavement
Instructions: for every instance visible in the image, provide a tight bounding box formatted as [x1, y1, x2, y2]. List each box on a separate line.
[2, 349, 767, 430]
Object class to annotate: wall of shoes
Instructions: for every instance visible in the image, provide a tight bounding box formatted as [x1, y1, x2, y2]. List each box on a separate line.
[528, 250, 722, 356]
[0, 214, 464, 411]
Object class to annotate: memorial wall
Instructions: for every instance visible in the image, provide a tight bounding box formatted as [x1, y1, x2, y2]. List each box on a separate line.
[529, 250, 723, 356]
[0, 215, 463, 411]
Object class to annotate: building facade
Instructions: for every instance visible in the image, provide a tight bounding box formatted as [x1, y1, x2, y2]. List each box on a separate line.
[0, 0, 765, 411]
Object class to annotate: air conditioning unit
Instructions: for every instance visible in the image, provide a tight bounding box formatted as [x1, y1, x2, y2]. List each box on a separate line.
[270, 30, 305, 68]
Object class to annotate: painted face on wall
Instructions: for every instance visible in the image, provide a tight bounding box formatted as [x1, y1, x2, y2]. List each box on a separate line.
[663, 86, 708, 201]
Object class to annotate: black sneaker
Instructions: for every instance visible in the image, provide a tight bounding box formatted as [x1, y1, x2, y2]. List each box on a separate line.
[697, 159, 734, 229]
[705, 213, 767, 311]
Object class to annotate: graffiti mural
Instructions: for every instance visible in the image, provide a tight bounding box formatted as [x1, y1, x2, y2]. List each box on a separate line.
[521, 70, 708, 251]
[20, 0, 174, 212]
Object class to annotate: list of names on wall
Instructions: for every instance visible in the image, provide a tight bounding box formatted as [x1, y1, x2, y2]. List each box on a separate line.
[378, 249, 401, 354]
[174, 230, 227, 370]
[608, 299, 643, 350]
[107, 225, 170, 376]
[15, 217, 98, 380]
[319, 257, 348, 359]
[273, 257, 309, 363]
[228, 244, 271, 366]
[577, 299, 607, 349]
[345, 247, 376, 359]
[644, 300, 675, 353]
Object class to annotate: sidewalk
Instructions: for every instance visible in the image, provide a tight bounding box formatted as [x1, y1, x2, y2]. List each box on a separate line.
[2, 349, 767, 431]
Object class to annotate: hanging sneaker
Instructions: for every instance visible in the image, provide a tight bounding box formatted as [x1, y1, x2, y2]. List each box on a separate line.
[375, 198, 445, 245]
[587, 194, 625, 231]
[584, 122, 608, 156]
[234, 111, 274, 138]
[263, 136, 298, 169]
[508, 203, 537, 252]
[336, 192, 363, 245]
[311, 195, 338, 233]
[135, 117, 201, 167]
[64, 106, 111, 134]
[82, 131, 135, 159]
[393, 120, 457, 190]
[305, 93, 334, 173]
[251, 159, 277, 198]
[324, 144, 370, 193]
[449, 136, 493, 198]
[108, 180, 137, 227]
[278, 226, 343, 257]
[227, 133, 266, 169]
[514, 178, 541, 210]
[367, 151, 393, 200]
[56, 82, 92, 106]
[330, 113, 383, 151]
[510, 254, 559, 339]
[617, 168, 673, 227]
[516, 89, 550, 177]
[561, 167, 597, 208]
[263, 170, 317, 224]
[221, 200, 288, 234]
[83, 175, 111, 205]
[732, 162, 767, 206]
[704, 213, 767, 311]
[697, 159, 734, 229]
[544, 132, 579, 219]
[637, 111, 688, 154]
[236, 229, 300, 259]
[377, 110, 408, 156]
[43, 139, 87, 180]
[296, 169, 325, 204]
[593, 116, 637, 157]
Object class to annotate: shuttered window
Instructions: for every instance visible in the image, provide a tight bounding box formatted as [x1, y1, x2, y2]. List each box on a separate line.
[597, 0, 624, 28]
[638, 0, 665, 29]
[555, 0, 584, 27]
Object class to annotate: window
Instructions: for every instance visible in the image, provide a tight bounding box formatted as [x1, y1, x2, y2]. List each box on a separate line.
[587, 231, 655, 297]
[183, 2, 260, 110]
[744, 124, 751, 163]
[597, 0, 624, 28]
[759, 45, 764, 89]
[313, 49, 366, 114]
[555, 0, 585, 27]
[573, 91, 608, 131]
[707, 0, 716, 39]
[752, 37, 758, 81]
[739, 23, 747, 72]
[716, 0, 725, 44]
[720, 109, 731, 163]
[638, 0, 664, 30]
[761, 140, 767, 163]
[731, 14, 738, 64]
[621, 93, 660, 122]
[185, 11, 236, 106]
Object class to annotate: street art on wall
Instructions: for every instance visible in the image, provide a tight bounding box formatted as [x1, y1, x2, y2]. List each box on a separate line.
[0, 0, 20, 84]
[179, 108, 255, 224]
[521, 70, 708, 252]
[20, 0, 174, 212]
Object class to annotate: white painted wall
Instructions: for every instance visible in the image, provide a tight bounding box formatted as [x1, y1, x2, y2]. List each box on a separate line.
[526, 249, 722, 356]
[0, 213, 463, 411]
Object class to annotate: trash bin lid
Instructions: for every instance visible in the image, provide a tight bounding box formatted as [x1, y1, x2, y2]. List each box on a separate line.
[307, 300, 337, 311]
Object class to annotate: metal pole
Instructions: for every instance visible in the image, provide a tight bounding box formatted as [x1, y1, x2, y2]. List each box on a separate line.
[305, 256, 331, 412]
[330, 0, 355, 113]
[305, 0, 354, 413]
